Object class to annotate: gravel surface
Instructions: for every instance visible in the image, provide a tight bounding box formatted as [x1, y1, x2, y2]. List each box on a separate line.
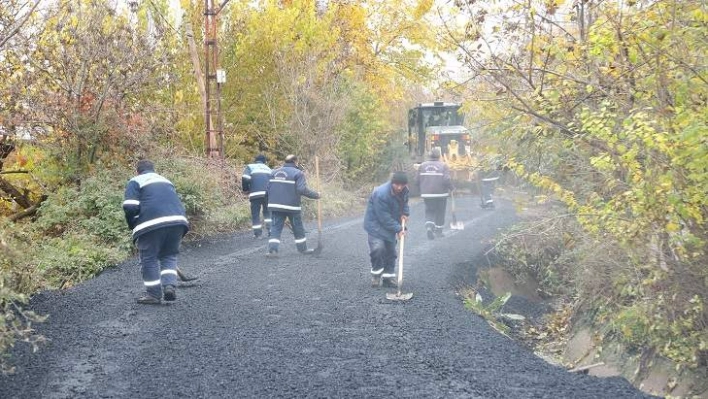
[0, 195, 656, 398]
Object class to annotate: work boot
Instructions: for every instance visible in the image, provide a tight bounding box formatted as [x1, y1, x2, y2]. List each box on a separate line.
[382, 278, 398, 288]
[300, 248, 315, 255]
[137, 294, 161, 305]
[426, 227, 435, 240]
[265, 250, 279, 258]
[163, 285, 176, 302]
[371, 275, 381, 288]
[435, 229, 445, 238]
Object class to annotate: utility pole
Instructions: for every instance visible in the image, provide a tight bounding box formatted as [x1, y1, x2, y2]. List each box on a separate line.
[204, 0, 230, 158]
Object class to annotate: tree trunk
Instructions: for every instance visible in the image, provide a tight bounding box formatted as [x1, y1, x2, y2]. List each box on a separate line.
[8, 197, 46, 222]
[0, 176, 33, 209]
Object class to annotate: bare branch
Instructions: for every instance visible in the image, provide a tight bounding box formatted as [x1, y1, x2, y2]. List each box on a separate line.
[0, 0, 43, 50]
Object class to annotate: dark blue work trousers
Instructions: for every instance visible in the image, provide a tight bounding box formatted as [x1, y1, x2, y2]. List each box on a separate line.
[367, 235, 397, 279]
[136, 225, 184, 299]
[250, 197, 271, 237]
[268, 211, 308, 253]
[423, 197, 447, 231]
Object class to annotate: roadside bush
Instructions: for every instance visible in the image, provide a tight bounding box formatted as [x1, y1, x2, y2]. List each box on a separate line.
[494, 203, 580, 296]
[611, 305, 650, 350]
[301, 181, 364, 222]
[497, 201, 708, 369]
[75, 173, 133, 252]
[0, 222, 47, 374]
[197, 204, 251, 238]
[162, 157, 250, 236]
[35, 235, 125, 289]
[34, 168, 131, 246]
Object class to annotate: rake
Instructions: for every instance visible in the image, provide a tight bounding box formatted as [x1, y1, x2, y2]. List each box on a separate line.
[312, 156, 323, 255]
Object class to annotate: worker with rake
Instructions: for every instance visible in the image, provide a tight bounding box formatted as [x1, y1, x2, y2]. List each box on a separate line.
[364, 171, 410, 288]
[265, 154, 320, 257]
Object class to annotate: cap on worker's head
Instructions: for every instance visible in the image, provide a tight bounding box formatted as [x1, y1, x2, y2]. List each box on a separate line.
[391, 171, 408, 185]
[285, 154, 297, 163]
[255, 154, 267, 163]
[430, 148, 441, 160]
[136, 159, 155, 174]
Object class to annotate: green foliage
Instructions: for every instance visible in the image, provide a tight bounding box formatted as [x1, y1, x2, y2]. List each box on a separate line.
[35, 168, 132, 249]
[300, 181, 364, 222]
[0, 221, 47, 374]
[494, 208, 580, 297]
[452, 0, 708, 371]
[158, 157, 240, 222]
[602, 293, 708, 367]
[497, 202, 708, 368]
[198, 204, 251, 237]
[36, 235, 125, 289]
[337, 84, 395, 182]
[463, 289, 512, 335]
[612, 306, 650, 350]
[26, 168, 131, 287]
[0, 296, 47, 374]
[216, 0, 439, 167]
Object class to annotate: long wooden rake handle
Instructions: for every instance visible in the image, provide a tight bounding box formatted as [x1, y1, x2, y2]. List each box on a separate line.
[397, 218, 406, 295]
[315, 156, 322, 233]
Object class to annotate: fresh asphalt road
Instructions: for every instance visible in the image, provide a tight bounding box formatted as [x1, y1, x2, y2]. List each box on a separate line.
[0, 194, 655, 398]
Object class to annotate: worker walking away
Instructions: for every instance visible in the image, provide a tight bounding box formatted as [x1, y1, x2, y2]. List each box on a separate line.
[364, 171, 410, 288]
[416, 148, 454, 239]
[265, 154, 320, 257]
[123, 160, 189, 304]
[242, 154, 272, 238]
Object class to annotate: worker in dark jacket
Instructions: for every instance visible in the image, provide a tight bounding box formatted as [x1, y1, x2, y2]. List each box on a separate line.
[123, 159, 189, 304]
[242, 154, 272, 238]
[364, 171, 410, 288]
[416, 148, 454, 239]
[265, 154, 320, 257]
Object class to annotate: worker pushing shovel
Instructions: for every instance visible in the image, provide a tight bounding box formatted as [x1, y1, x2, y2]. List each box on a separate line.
[363, 171, 411, 295]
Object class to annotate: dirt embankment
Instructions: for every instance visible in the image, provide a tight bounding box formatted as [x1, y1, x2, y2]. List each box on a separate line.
[471, 229, 708, 398]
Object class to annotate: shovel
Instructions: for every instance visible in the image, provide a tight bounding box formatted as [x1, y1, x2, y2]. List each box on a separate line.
[176, 267, 198, 282]
[450, 191, 464, 230]
[386, 218, 413, 301]
[312, 156, 323, 255]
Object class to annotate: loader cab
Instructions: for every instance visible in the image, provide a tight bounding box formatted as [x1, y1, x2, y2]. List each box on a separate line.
[407, 102, 468, 162]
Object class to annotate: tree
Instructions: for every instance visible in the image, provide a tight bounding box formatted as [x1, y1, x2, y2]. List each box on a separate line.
[217, 0, 442, 176]
[446, 0, 708, 366]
